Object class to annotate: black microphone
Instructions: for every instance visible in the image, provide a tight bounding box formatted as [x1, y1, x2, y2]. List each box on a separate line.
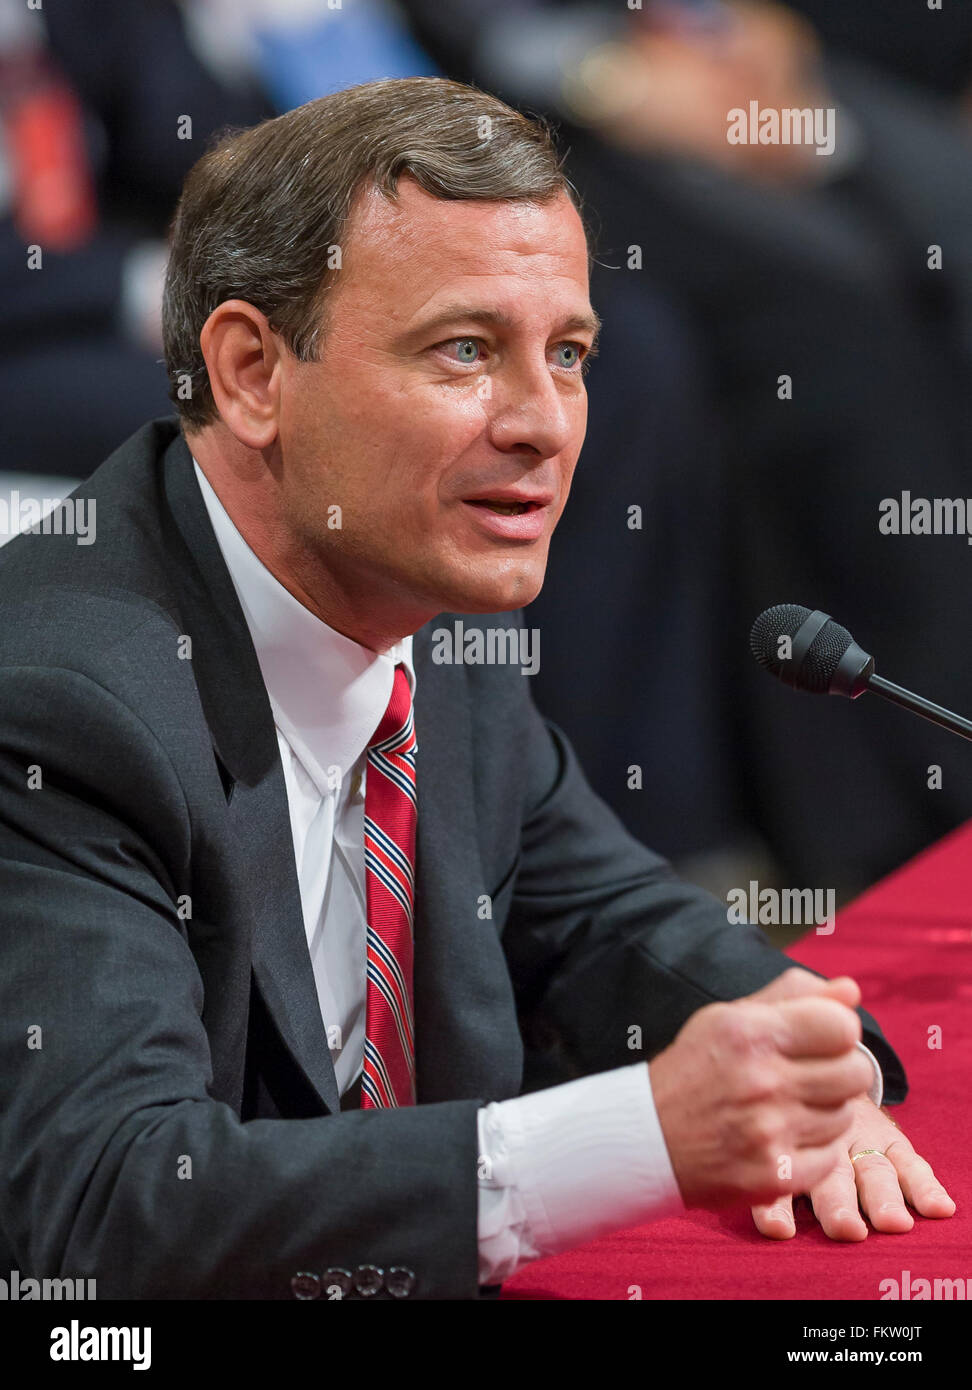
[750, 603, 972, 743]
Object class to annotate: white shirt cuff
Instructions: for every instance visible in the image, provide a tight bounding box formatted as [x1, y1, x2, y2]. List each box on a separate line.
[476, 1061, 683, 1286]
[857, 1040, 884, 1108]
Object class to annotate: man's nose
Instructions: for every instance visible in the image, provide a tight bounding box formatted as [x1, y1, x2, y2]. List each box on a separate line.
[485, 362, 579, 459]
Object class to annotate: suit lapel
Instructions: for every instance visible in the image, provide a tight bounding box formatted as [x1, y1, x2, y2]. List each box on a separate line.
[161, 428, 340, 1115]
[225, 769, 341, 1116]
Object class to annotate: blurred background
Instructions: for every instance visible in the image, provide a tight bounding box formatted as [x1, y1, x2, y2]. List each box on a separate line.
[3, 0, 972, 906]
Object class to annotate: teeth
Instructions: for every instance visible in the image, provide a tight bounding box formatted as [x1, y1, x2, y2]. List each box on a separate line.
[485, 502, 527, 514]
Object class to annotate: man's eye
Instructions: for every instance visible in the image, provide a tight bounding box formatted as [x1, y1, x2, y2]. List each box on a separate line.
[446, 338, 482, 364]
[554, 342, 585, 370]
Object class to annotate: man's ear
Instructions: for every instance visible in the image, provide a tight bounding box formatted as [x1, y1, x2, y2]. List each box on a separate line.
[199, 300, 283, 450]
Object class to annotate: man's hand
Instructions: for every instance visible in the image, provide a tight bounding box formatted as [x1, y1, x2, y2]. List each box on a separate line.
[752, 1094, 956, 1240]
[650, 967, 878, 1210]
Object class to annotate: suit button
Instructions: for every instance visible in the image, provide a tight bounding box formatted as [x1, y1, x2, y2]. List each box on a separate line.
[323, 1268, 353, 1299]
[290, 1271, 321, 1300]
[353, 1264, 384, 1297]
[385, 1267, 416, 1299]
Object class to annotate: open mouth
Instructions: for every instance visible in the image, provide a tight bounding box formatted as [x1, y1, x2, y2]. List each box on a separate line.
[464, 499, 539, 516]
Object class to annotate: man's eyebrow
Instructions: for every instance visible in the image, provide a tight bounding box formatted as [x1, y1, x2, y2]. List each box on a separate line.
[399, 304, 602, 345]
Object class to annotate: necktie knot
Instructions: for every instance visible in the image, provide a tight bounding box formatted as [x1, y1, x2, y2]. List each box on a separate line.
[368, 663, 415, 755]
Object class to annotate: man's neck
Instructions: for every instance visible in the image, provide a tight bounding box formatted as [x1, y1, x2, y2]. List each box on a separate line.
[188, 430, 431, 653]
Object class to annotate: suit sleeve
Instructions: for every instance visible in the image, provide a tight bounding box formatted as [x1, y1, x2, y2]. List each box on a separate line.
[501, 686, 908, 1103]
[0, 665, 482, 1298]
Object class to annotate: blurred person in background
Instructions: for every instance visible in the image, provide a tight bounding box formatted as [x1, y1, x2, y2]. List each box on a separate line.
[0, 0, 271, 536]
[402, 0, 972, 900]
[0, 0, 435, 536]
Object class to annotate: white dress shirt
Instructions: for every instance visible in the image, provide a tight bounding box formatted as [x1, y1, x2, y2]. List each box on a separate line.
[192, 458, 882, 1286]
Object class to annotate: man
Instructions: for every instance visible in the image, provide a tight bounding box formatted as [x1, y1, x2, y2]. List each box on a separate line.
[0, 77, 952, 1300]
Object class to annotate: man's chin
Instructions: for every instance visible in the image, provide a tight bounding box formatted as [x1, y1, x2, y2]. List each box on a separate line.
[435, 569, 545, 616]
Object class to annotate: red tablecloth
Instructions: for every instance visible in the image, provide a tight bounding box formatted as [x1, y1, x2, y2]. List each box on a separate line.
[503, 823, 972, 1299]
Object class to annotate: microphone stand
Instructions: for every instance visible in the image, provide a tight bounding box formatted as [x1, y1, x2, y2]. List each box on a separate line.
[867, 675, 972, 744]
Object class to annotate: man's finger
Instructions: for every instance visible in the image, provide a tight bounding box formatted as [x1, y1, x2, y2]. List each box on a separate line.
[789, 1139, 850, 1195]
[792, 1098, 858, 1150]
[809, 1156, 869, 1241]
[752, 1193, 796, 1239]
[750, 969, 861, 1009]
[849, 1151, 914, 1233]
[773, 995, 862, 1059]
[883, 1138, 956, 1219]
[790, 1050, 876, 1106]
[821, 977, 863, 1011]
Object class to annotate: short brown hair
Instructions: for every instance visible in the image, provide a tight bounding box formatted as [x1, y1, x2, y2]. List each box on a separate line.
[162, 77, 582, 429]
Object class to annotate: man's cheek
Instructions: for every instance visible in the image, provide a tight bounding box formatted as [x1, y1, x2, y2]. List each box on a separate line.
[425, 380, 495, 431]
[558, 454, 582, 507]
[551, 486, 573, 527]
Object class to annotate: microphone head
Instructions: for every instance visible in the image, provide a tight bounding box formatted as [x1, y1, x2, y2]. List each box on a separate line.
[750, 604, 873, 697]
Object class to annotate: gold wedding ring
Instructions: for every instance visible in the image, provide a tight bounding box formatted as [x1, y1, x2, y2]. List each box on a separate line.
[850, 1149, 886, 1163]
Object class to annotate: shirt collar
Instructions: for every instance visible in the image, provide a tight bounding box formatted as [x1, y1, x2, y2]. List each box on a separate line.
[192, 457, 415, 797]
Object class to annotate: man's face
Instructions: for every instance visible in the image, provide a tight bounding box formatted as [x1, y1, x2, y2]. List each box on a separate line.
[275, 178, 596, 623]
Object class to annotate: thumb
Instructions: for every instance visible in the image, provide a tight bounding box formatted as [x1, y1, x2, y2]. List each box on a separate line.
[750, 968, 861, 1010]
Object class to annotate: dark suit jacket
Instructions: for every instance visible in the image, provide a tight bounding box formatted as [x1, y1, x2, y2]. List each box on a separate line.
[0, 419, 906, 1299]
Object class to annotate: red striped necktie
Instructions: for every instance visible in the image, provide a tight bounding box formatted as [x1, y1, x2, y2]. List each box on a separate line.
[361, 664, 417, 1108]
